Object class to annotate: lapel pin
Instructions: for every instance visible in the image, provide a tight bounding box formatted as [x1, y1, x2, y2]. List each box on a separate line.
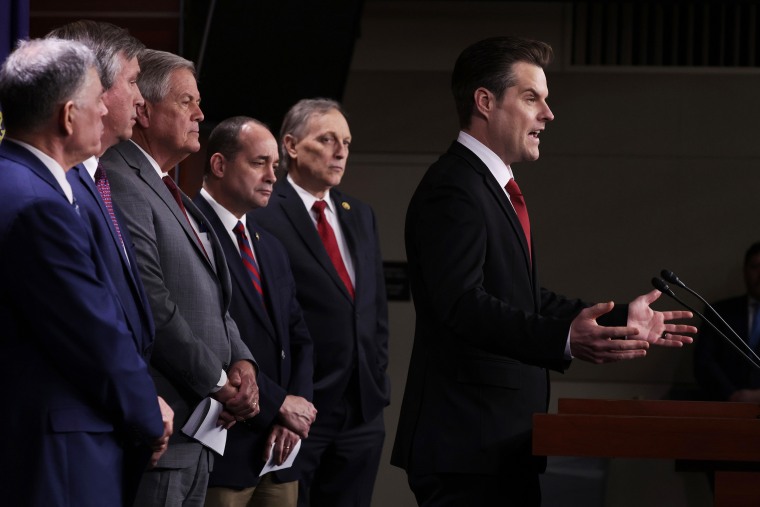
[342, 202, 351, 210]
[255, 231, 260, 241]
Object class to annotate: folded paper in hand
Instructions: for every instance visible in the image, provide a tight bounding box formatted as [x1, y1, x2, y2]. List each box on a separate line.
[181, 397, 227, 455]
[259, 438, 301, 477]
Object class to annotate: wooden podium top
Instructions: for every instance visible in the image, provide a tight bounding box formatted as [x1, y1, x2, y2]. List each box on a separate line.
[533, 398, 760, 462]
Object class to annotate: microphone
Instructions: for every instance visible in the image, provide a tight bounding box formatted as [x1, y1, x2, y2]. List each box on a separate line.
[651, 277, 760, 370]
[661, 269, 760, 365]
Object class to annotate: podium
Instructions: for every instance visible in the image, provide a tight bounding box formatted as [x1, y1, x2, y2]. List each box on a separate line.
[533, 399, 760, 506]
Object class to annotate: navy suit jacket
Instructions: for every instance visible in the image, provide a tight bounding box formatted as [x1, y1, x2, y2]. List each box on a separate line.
[0, 140, 163, 507]
[251, 179, 390, 426]
[68, 164, 155, 357]
[391, 141, 624, 476]
[694, 295, 760, 399]
[194, 194, 313, 488]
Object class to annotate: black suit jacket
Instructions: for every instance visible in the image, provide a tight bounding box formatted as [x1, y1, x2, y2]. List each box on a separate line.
[251, 179, 390, 426]
[694, 295, 760, 399]
[391, 141, 625, 476]
[194, 194, 313, 488]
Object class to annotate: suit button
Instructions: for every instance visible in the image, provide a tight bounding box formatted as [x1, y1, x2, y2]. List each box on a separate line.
[281, 350, 285, 360]
[223, 362, 229, 370]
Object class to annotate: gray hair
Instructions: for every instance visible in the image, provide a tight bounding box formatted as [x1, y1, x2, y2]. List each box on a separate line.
[0, 37, 97, 132]
[279, 98, 345, 171]
[137, 49, 196, 103]
[46, 20, 145, 91]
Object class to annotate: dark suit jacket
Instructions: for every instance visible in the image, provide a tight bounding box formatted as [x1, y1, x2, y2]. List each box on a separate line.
[0, 140, 163, 506]
[694, 295, 760, 399]
[101, 140, 254, 469]
[251, 178, 390, 428]
[194, 194, 313, 488]
[68, 164, 155, 357]
[391, 141, 623, 476]
[68, 163, 158, 502]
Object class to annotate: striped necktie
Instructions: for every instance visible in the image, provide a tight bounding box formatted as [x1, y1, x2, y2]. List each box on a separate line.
[233, 221, 265, 303]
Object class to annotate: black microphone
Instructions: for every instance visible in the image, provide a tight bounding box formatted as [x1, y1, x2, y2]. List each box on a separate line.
[661, 269, 760, 366]
[651, 277, 760, 370]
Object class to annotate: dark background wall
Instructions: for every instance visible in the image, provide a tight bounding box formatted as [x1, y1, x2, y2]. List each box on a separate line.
[23, 1, 760, 505]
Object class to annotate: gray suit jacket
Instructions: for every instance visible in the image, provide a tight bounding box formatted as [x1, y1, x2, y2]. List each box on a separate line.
[102, 140, 254, 468]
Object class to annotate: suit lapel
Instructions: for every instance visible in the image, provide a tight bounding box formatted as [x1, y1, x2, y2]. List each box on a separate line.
[194, 195, 277, 341]
[278, 179, 354, 302]
[247, 226, 280, 340]
[332, 188, 360, 298]
[1, 142, 71, 202]
[121, 142, 215, 271]
[74, 165, 135, 274]
[451, 142, 533, 275]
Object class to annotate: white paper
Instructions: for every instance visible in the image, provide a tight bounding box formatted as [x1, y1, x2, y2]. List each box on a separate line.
[181, 397, 227, 455]
[259, 438, 301, 477]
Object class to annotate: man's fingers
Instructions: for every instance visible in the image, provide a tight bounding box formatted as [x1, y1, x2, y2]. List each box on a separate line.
[581, 301, 615, 320]
[661, 310, 694, 321]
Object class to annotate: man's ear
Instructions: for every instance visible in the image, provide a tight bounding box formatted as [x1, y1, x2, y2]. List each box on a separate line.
[135, 103, 150, 128]
[60, 101, 76, 136]
[209, 152, 225, 178]
[283, 134, 298, 160]
[473, 87, 494, 118]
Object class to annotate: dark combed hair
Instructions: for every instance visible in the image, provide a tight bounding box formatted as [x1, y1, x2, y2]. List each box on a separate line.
[451, 35, 553, 128]
[204, 115, 268, 175]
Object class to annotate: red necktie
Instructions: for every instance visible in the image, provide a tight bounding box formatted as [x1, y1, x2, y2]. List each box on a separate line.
[94, 164, 125, 249]
[505, 178, 531, 260]
[233, 221, 265, 303]
[312, 200, 354, 299]
[162, 175, 208, 259]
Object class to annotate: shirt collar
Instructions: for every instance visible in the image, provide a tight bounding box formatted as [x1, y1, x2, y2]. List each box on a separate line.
[130, 140, 168, 178]
[6, 138, 74, 204]
[287, 173, 335, 214]
[457, 130, 515, 188]
[82, 156, 98, 180]
[200, 187, 245, 232]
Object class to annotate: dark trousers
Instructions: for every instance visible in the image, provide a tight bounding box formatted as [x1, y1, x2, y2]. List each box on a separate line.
[407, 471, 541, 507]
[295, 391, 385, 507]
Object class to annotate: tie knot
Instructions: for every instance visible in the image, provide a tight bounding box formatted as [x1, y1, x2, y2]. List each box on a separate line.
[312, 200, 327, 215]
[162, 175, 177, 189]
[505, 178, 522, 197]
[94, 164, 106, 183]
[233, 221, 246, 237]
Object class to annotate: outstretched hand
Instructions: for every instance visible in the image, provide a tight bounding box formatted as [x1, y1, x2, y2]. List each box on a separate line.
[627, 290, 696, 346]
[570, 302, 649, 364]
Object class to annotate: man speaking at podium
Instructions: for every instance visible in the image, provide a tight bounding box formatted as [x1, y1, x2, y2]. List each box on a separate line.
[391, 35, 697, 506]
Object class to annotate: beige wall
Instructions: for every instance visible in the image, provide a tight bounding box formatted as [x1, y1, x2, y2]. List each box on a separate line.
[339, 2, 760, 506]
